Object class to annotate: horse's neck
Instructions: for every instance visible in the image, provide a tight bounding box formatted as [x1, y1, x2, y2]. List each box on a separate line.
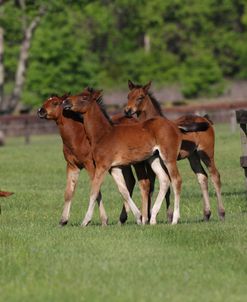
[138, 97, 161, 121]
[56, 115, 87, 149]
[83, 102, 112, 147]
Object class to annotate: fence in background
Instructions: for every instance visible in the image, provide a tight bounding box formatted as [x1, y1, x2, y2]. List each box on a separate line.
[1, 100, 247, 143]
[0, 114, 58, 144]
[236, 110, 247, 190]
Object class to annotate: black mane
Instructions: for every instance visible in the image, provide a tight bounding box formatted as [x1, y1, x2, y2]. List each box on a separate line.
[87, 87, 113, 125]
[131, 84, 164, 117]
[147, 92, 164, 117]
[96, 96, 114, 126]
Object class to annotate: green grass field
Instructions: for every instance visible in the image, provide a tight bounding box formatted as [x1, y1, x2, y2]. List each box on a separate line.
[0, 125, 246, 302]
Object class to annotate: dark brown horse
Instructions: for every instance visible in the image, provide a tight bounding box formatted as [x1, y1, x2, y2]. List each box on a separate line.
[125, 80, 225, 220]
[38, 92, 151, 225]
[62, 89, 184, 225]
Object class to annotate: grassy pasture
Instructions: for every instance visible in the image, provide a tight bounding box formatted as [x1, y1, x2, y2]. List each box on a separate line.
[0, 125, 246, 302]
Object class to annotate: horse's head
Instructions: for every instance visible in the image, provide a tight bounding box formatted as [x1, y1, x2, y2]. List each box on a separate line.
[37, 94, 69, 120]
[62, 87, 102, 114]
[124, 80, 152, 117]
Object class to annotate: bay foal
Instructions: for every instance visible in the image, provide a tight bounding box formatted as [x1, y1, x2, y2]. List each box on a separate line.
[38, 93, 151, 225]
[125, 80, 225, 220]
[38, 94, 108, 226]
[63, 89, 183, 225]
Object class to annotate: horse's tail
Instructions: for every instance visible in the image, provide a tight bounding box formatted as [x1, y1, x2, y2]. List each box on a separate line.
[0, 191, 13, 197]
[178, 122, 209, 133]
[203, 114, 214, 125]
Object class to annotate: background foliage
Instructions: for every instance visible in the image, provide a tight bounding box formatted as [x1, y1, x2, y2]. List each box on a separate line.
[1, 0, 247, 106]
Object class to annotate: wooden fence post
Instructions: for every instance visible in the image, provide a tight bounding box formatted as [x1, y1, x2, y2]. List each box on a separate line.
[236, 110, 247, 190]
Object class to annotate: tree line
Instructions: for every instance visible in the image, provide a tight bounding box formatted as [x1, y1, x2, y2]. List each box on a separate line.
[0, 0, 247, 112]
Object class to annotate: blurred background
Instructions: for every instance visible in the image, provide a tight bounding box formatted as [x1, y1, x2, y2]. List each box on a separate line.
[1, 0, 247, 139]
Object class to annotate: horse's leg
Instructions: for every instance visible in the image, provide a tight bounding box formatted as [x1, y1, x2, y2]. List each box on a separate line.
[188, 153, 211, 221]
[165, 187, 172, 222]
[111, 167, 141, 225]
[81, 168, 108, 227]
[146, 163, 156, 220]
[84, 161, 108, 226]
[148, 157, 171, 225]
[59, 165, 80, 226]
[158, 154, 182, 225]
[118, 166, 135, 224]
[158, 160, 174, 223]
[199, 154, 225, 220]
[95, 191, 108, 226]
[133, 162, 150, 224]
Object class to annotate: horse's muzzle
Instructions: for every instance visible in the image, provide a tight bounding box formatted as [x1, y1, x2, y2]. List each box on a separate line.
[124, 108, 134, 118]
[37, 107, 47, 119]
[62, 99, 72, 110]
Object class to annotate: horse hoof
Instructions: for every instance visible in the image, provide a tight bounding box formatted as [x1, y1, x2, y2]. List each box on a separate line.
[136, 219, 142, 225]
[119, 213, 128, 224]
[167, 211, 173, 224]
[59, 219, 68, 226]
[171, 217, 180, 225]
[219, 210, 225, 221]
[81, 220, 91, 227]
[203, 210, 211, 221]
[150, 219, 157, 225]
[101, 218, 108, 227]
[142, 217, 148, 225]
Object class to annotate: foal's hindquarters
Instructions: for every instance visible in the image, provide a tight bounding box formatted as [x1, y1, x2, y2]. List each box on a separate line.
[177, 117, 225, 221]
[82, 117, 183, 226]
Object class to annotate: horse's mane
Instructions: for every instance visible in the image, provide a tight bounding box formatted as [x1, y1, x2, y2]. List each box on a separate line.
[87, 87, 114, 125]
[147, 92, 164, 117]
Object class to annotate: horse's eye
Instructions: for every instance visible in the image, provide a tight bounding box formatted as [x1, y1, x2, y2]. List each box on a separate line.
[52, 101, 59, 106]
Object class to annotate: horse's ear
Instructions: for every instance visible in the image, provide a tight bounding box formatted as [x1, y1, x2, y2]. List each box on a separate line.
[61, 92, 70, 99]
[128, 80, 136, 90]
[143, 81, 152, 94]
[82, 86, 90, 93]
[92, 89, 103, 101]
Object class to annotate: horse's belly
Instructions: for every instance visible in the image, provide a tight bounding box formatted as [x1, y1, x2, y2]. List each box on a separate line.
[112, 145, 153, 166]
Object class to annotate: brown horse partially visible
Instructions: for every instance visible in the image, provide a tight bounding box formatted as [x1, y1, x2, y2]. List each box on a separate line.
[62, 89, 184, 225]
[0, 191, 13, 214]
[38, 92, 151, 225]
[125, 80, 225, 220]
[0, 191, 13, 197]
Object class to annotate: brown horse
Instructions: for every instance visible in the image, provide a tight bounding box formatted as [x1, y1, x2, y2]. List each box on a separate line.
[62, 89, 184, 225]
[0, 191, 13, 214]
[38, 92, 151, 225]
[125, 80, 225, 220]
[0, 191, 13, 197]
[38, 94, 108, 226]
